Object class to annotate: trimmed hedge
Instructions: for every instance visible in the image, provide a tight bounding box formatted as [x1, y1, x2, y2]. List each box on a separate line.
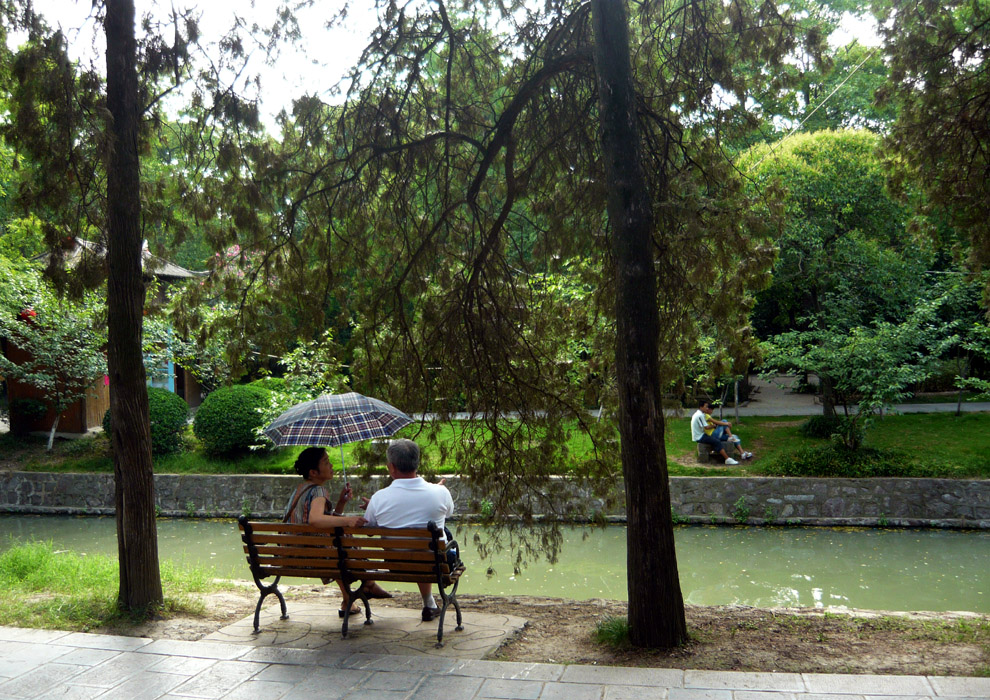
[102, 387, 189, 455]
[193, 384, 271, 455]
[761, 444, 942, 478]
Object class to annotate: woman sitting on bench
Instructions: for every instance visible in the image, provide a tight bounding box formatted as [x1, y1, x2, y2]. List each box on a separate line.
[282, 447, 392, 616]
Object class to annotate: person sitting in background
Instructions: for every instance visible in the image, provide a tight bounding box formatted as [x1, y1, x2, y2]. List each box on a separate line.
[702, 403, 753, 460]
[282, 447, 391, 617]
[690, 400, 751, 464]
[361, 438, 456, 621]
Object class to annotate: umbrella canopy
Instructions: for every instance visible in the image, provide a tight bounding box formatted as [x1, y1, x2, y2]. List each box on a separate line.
[263, 392, 413, 448]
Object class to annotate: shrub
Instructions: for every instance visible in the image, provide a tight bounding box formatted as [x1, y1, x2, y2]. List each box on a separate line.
[193, 384, 271, 455]
[250, 377, 286, 392]
[103, 387, 189, 455]
[762, 444, 943, 478]
[799, 415, 855, 439]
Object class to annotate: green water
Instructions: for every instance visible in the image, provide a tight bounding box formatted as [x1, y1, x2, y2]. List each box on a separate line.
[0, 515, 986, 612]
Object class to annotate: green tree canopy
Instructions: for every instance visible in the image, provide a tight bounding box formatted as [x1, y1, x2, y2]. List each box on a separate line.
[874, 0, 990, 280]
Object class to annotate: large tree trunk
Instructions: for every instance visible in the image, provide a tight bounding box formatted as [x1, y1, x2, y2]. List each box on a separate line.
[590, 0, 687, 648]
[105, 0, 163, 610]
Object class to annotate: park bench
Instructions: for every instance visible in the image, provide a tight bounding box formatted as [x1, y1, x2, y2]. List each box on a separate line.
[237, 516, 465, 647]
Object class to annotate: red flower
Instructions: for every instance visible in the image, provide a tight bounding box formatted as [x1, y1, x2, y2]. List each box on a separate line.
[17, 308, 37, 323]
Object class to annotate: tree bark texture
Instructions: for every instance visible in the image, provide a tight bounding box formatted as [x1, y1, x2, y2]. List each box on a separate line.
[590, 0, 687, 648]
[104, 0, 164, 610]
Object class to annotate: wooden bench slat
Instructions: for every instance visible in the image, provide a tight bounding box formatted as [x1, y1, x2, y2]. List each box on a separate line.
[345, 548, 437, 562]
[244, 545, 335, 558]
[258, 567, 339, 578]
[252, 557, 343, 569]
[245, 523, 435, 539]
[335, 536, 434, 550]
[246, 534, 334, 546]
[343, 560, 445, 574]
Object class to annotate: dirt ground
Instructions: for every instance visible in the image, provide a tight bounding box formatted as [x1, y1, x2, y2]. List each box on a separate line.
[111, 584, 990, 677]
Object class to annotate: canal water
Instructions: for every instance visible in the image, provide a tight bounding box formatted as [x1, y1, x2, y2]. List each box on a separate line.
[0, 515, 987, 613]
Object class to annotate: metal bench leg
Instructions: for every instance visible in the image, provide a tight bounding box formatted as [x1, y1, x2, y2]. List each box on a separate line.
[251, 577, 287, 633]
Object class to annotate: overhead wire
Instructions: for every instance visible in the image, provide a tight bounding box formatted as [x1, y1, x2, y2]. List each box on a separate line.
[747, 44, 881, 171]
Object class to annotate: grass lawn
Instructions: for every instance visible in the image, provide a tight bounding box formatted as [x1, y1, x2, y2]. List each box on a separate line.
[0, 541, 220, 629]
[5, 411, 990, 479]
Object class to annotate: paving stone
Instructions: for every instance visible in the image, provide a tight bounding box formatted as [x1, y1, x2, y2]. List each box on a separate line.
[242, 646, 349, 667]
[57, 633, 153, 651]
[667, 689, 732, 700]
[361, 670, 424, 691]
[684, 671, 805, 692]
[561, 666, 684, 687]
[137, 639, 249, 661]
[27, 683, 105, 699]
[478, 677, 545, 699]
[451, 659, 564, 681]
[169, 659, 268, 699]
[253, 663, 320, 684]
[146, 654, 217, 676]
[539, 681, 604, 700]
[69, 651, 161, 687]
[342, 691, 413, 700]
[0, 627, 70, 644]
[604, 686, 668, 700]
[280, 668, 372, 700]
[0, 662, 87, 697]
[408, 674, 485, 699]
[803, 674, 934, 696]
[220, 679, 296, 700]
[928, 677, 990, 698]
[92, 671, 187, 700]
[395, 655, 460, 674]
[56, 648, 121, 667]
[732, 692, 798, 700]
[0, 641, 74, 678]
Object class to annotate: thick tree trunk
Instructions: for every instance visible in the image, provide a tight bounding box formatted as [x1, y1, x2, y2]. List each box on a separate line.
[105, 0, 163, 610]
[590, 0, 687, 648]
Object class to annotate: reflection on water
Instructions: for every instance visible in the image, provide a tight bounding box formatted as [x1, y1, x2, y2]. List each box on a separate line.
[0, 515, 987, 612]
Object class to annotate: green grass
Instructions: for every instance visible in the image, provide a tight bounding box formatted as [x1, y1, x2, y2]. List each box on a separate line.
[593, 615, 630, 647]
[0, 540, 220, 630]
[9, 411, 990, 479]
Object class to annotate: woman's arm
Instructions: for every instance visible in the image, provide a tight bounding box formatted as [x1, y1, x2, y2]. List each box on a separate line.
[308, 496, 363, 528]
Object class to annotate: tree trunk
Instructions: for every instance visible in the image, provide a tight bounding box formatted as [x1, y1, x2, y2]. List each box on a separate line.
[820, 374, 837, 418]
[46, 414, 59, 451]
[104, 0, 163, 611]
[956, 354, 969, 417]
[590, 0, 687, 648]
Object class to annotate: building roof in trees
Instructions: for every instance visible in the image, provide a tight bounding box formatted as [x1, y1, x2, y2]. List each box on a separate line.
[36, 237, 207, 280]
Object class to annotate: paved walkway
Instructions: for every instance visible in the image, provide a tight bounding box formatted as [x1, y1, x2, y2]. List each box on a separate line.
[705, 375, 990, 417]
[1, 625, 988, 700]
[204, 602, 527, 660]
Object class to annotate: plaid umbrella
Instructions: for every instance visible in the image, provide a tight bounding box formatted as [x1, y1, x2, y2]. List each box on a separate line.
[263, 392, 413, 482]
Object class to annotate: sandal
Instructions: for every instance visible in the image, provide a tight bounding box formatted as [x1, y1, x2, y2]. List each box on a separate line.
[338, 604, 362, 618]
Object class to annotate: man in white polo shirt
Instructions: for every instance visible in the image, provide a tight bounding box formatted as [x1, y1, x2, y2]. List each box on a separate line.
[362, 438, 455, 621]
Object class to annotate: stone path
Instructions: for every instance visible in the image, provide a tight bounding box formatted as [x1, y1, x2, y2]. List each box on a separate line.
[1, 625, 988, 700]
[204, 602, 527, 660]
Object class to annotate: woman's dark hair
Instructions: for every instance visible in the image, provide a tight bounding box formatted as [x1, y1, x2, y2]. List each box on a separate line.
[294, 447, 327, 478]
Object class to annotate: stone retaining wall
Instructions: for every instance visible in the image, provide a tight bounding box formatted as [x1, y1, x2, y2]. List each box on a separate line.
[0, 472, 987, 528]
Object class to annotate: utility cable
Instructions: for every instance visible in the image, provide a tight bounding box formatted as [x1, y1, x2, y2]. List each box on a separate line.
[747, 44, 881, 171]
